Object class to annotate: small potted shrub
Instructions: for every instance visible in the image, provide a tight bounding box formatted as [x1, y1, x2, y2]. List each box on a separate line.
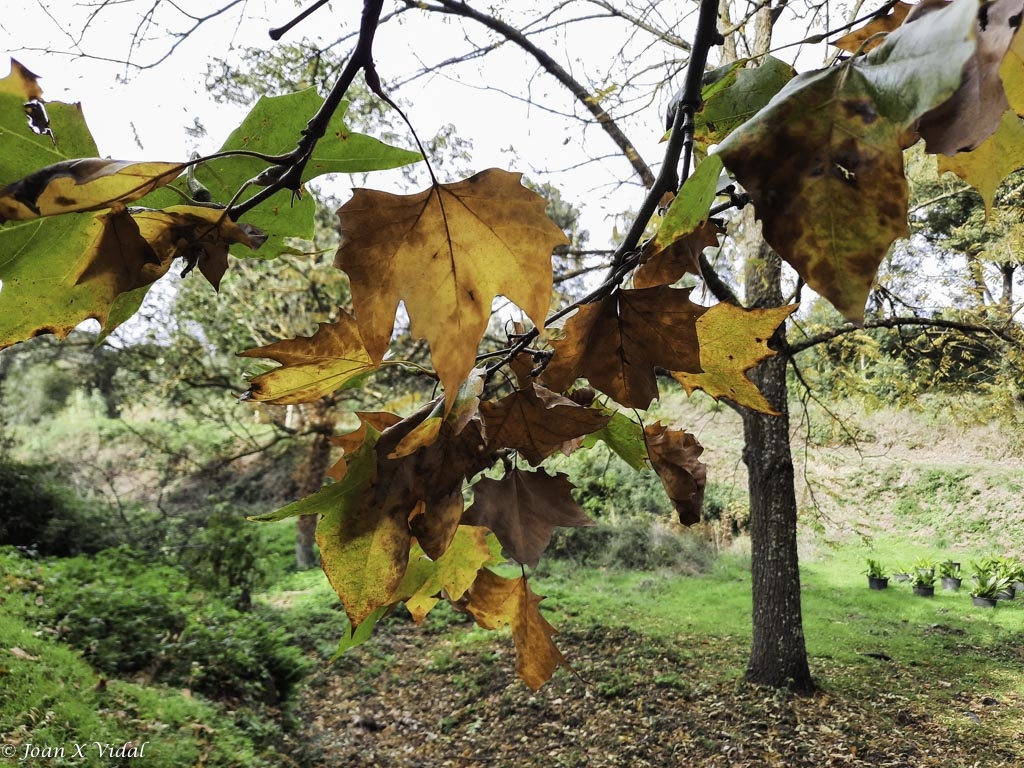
[911, 559, 935, 597]
[892, 564, 911, 583]
[864, 559, 889, 590]
[970, 560, 1011, 608]
[938, 560, 962, 591]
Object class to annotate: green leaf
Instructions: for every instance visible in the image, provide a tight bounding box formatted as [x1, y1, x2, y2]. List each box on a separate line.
[333, 604, 389, 657]
[582, 408, 649, 471]
[0, 211, 166, 348]
[857, 0, 979, 127]
[648, 155, 723, 252]
[0, 59, 99, 184]
[695, 57, 795, 149]
[145, 89, 420, 259]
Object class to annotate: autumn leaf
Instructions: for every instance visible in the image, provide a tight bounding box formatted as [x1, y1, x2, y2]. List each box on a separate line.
[0, 158, 185, 221]
[479, 383, 611, 465]
[0, 59, 100, 181]
[465, 569, 568, 690]
[938, 111, 1024, 213]
[635, 155, 723, 288]
[644, 422, 707, 526]
[672, 302, 797, 413]
[916, 0, 1024, 155]
[718, 0, 978, 321]
[389, 370, 485, 458]
[831, 2, 913, 54]
[544, 286, 706, 409]
[327, 411, 403, 482]
[336, 169, 568, 408]
[0, 208, 160, 347]
[239, 310, 377, 405]
[464, 468, 593, 568]
[397, 526, 500, 622]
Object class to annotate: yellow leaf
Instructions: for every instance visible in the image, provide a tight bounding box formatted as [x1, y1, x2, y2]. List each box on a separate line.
[672, 302, 797, 413]
[465, 569, 568, 690]
[335, 168, 568, 409]
[0, 158, 185, 221]
[937, 111, 1024, 214]
[239, 310, 377, 405]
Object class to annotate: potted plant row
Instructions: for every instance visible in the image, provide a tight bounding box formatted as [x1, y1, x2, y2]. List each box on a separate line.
[865, 555, 1024, 608]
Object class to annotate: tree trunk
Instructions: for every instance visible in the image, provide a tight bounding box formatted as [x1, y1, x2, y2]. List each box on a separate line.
[741, 237, 815, 693]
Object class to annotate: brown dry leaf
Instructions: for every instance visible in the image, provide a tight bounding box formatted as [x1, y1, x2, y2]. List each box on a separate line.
[336, 169, 568, 409]
[130, 205, 258, 290]
[917, 0, 1024, 154]
[644, 422, 707, 525]
[238, 310, 377, 405]
[463, 468, 594, 569]
[0, 158, 185, 221]
[634, 219, 721, 289]
[543, 286, 707, 409]
[465, 569, 568, 690]
[479, 383, 611, 465]
[672, 302, 797, 413]
[832, 2, 913, 53]
[390, 370, 485, 459]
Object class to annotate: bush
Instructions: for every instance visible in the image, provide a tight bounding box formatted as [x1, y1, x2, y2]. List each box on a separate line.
[0, 458, 118, 556]
[548, 519, 716, 574]
[34, 548, 308, 706]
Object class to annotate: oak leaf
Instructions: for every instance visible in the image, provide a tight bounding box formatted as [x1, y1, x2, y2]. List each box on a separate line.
[644, 422, 707, 525]
[463, 468, 594, 568]
[0, 158, 185, 221]
[672, 302, 797, 413]
[335, 169, 568, 408]
[238, 310, 377, 405]
[543, 286, 706, 409]
[465, 569, 568, 690]
[479, 383, 611, 465]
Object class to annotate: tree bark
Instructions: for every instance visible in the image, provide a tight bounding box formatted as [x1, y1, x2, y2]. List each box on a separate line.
[741, 237, 815, 693]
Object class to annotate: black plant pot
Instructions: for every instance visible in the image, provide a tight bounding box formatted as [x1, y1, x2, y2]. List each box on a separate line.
[941, 577, 962, 591]
[913, 585, 935, 597]
[972, 596, 997, 608]
[868, 576, 889, 590]
[996, 588, 1015, 600]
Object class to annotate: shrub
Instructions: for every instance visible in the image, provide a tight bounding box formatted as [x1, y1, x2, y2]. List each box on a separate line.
[33, 548, 308, 706]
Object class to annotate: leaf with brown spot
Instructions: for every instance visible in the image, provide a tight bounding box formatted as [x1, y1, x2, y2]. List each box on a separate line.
[336, 169, 568, 409]
[0, 208, 165, 348]
[717, 68, 909, 322]
[644, 422, 706, 526]
[465, 569, 568, 690]
[463, 468, 594, 569]
[672, 303, 797, 413]
[543, 286, 706, 408]
[238, 310, 377, 405]
[327, 412, 403, 482]
[390, 370, 485, 458]
[635, 220, 721, 289]
[479, 383, 611, 465]
[832, 2, 913, 54]
[718, 0, 979, 321]
[0, 158, 185, 222]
